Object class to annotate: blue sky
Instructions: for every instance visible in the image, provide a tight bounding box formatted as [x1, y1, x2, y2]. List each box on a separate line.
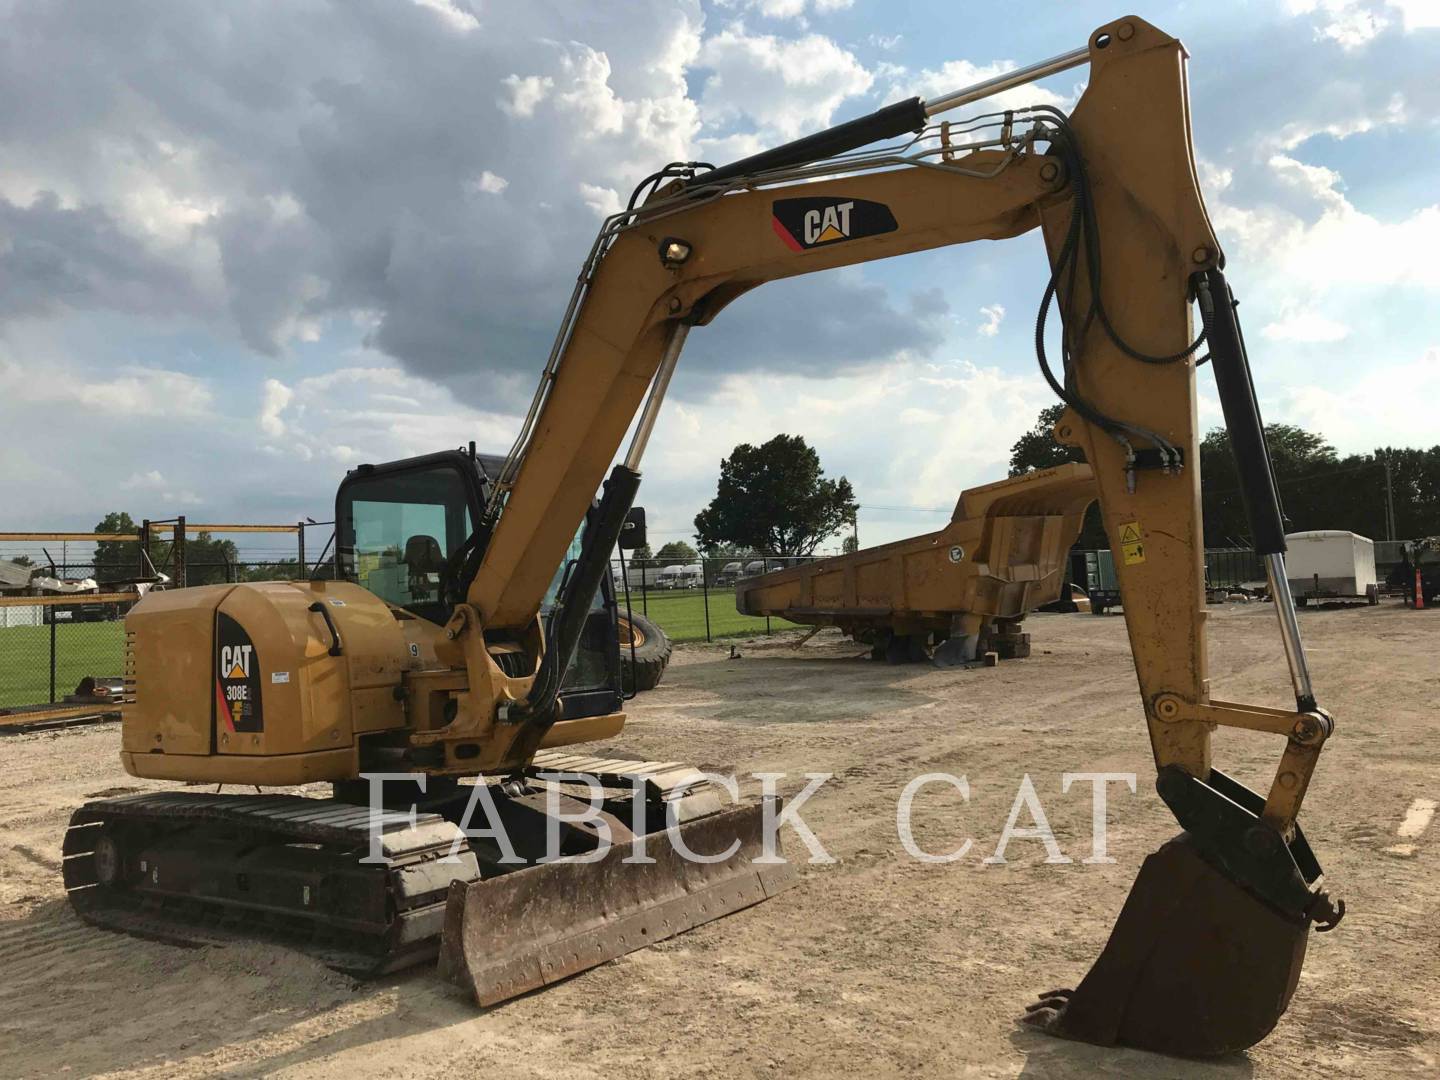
[0, 0, 1436, 557]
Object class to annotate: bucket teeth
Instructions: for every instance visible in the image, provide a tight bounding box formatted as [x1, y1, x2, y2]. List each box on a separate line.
[1020, 834, 1311, 1056]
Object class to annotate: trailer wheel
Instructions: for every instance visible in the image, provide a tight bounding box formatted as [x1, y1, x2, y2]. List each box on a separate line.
[618, 612, 672, 693]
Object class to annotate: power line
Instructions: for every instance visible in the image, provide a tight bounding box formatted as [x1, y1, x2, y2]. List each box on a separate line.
[1204, 458, 1381, 498]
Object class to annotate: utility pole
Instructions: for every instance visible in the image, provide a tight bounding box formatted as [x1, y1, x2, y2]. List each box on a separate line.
[1384, 459, 1396, 541]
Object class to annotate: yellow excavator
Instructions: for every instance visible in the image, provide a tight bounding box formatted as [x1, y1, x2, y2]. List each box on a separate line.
[64, 17, 1344, 1056]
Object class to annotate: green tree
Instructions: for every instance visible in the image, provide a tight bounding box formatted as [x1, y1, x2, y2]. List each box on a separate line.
[694, 434, 858, 556]
[1200, 424, 1340, 545]
[93, 511, 141, 583]
[694, 541, 756, 559]
[1008, 404, 1105, 547]
[1008, 404, 1084, 476]
[243, 558, 303, 582]
[186, 532, 242, 586]
[654, 540, 697, 566]
[841, 534, 859, 554]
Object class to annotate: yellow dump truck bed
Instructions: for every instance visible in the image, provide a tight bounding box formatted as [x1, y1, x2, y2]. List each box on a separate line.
[736, 463, 1095, 663]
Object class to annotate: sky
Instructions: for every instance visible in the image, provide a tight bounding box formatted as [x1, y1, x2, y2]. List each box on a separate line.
[1, 0, 1437, 557]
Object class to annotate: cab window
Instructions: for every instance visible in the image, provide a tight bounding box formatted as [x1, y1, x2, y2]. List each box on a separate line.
[338, 465, 473, 613]
[543, 524, 605, 614]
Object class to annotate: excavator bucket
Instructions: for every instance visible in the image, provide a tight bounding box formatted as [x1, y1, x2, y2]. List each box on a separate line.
[438, 800, 795, 1006]
[1023, 834, 1310, 1056]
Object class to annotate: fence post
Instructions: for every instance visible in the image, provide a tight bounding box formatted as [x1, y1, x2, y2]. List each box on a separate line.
[641, 561, 648, 618]
[765, 557, 773, 634]
[297, 522, 306, 581]
[49, 606, 57, 703]
[175, 516, 187, 588]
[703, 558, 712, 643]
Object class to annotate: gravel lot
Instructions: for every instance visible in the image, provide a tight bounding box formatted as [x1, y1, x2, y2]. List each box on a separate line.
[2, 602, 1436, 1078]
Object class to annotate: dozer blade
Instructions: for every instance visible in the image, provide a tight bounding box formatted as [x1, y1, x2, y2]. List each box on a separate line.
[438, 799, 795, 1006]
[1023, 834, 1310, 1056]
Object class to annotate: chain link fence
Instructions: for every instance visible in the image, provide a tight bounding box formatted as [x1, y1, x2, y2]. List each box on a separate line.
[610, 556, 816, 643]
[0, 559, 326, 718]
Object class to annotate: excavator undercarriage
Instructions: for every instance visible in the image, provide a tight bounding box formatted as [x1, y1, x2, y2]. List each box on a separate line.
[65, 755, 794, 998]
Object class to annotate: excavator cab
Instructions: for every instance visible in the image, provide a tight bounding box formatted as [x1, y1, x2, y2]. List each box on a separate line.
[335, 445, 625, 722]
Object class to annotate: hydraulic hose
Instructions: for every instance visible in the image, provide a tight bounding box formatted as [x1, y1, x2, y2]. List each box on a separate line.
[503, 464, 642, 755]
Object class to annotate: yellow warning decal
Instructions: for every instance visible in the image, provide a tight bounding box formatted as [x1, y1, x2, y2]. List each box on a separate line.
[1118, 520, 1145, 564]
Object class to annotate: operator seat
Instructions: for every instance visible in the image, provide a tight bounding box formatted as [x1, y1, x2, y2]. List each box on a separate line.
[403, 534, 444, 602]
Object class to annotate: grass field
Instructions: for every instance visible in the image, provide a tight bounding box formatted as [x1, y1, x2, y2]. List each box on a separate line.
[0, 621, 126, 708]
[618, 586, 797, 642]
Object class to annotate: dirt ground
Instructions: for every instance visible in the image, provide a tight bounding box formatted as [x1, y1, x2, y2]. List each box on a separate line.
[2, 602, 1437, 1078]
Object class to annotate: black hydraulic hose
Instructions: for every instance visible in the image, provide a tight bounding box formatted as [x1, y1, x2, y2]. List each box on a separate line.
[618, 546, 639, 702]
[1196, 268, 1288, 555]
[504, 464, 642, 753]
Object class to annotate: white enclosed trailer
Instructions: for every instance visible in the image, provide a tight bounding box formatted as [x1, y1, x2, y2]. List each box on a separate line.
[1284, 530, 1378, 605]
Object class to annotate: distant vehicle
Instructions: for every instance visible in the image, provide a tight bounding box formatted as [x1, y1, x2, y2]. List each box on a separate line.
[715, 561, 744, 586]
[743, 559, 768, 579]
[1286, 530, 1379, 606]
[657, 563, 703, 590]
[1085, 549, 1122, 615]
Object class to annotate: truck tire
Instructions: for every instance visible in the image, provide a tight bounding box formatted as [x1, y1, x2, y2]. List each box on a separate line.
[618, 611, 672, 693]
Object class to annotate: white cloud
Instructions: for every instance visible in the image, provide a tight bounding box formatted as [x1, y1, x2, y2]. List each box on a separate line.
[553, 46, 626, 136]
[1281, 346, 1440, 449]
[122, 470, 167, 490]
[0, 3, 709, 380]
[1285, 0, 1392, 47]
[469, 171, 508, 195]
[120, 468, 200, 505]
[578, 183, 622, 218]
[1274, 91, 1407, 151]
[499, 74, 554, 118]
[716, 0, 854, 20]
[1209, 153, 1440, 291]
[409, 0, 480, 34]
[259, 379, 293, 438]
[261, 366, 517, 468]
[696, 26, 873, 140]
[0, 354, 213, 417]
[1391, 0, 1440, 29]
[978, 304, 1005, 338]
[1261, 311, 1352, 343]
[1285, 0, 1439, 46]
